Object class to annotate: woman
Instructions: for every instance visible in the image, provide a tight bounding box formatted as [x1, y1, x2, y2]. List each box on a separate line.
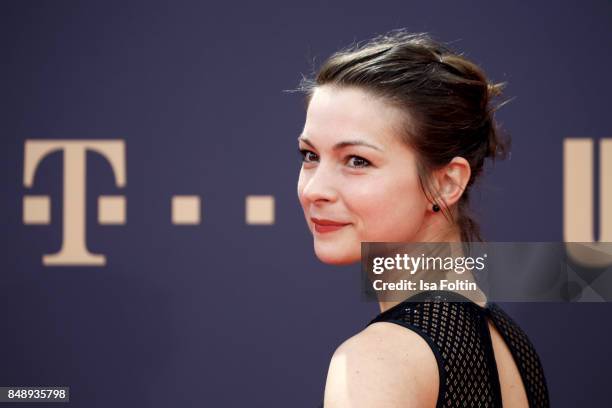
[296, 30, 549, 407]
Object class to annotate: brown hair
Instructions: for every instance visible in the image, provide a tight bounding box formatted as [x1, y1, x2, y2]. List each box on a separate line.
[297, 30, 511, 242]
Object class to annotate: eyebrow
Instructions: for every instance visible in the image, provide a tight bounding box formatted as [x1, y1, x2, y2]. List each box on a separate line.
[297, 135, 384, 152]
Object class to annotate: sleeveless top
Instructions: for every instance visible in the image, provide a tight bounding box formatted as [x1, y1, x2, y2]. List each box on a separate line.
[319, 290, 549, 407]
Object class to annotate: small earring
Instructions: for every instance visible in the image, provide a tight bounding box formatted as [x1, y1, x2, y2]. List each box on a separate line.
[432, 203, 440, 212]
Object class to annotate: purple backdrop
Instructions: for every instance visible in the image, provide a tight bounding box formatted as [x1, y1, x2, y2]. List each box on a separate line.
[1, 1, 611, 406]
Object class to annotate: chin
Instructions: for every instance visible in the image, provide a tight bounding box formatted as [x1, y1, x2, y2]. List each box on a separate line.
[313, 242, 360, 265]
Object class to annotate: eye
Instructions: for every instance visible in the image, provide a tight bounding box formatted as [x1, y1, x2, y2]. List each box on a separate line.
[347, 155, 371, 168]
[299, 148, 319, 163]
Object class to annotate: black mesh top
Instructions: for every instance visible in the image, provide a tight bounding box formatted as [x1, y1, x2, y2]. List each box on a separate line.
[364, 290, 550, 408]
[319, 290, 549, 407]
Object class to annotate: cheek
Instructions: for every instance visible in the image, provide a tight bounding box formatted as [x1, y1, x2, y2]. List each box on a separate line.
[347, 174, 426, 240]
[297, 170, 312, 228]
[297, 170, 307, 206]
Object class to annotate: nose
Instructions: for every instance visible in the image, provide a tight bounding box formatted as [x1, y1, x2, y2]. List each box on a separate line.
[299, 162, 339, 204]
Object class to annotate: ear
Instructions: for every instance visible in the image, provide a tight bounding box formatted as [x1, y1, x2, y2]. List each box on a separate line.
[431, 156, 471, 208]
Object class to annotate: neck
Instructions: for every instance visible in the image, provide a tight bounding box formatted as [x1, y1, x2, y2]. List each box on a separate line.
[377, 270, 487, 313]
[376, 224, 487, 313]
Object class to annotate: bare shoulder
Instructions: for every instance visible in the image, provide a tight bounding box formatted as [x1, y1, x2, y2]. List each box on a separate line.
[323, 321, 439, 408]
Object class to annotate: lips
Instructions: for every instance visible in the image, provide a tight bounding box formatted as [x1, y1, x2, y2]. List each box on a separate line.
[311, 217, 350, 233]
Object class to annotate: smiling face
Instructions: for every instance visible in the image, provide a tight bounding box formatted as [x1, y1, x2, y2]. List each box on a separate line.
[297, 85, 433, 265]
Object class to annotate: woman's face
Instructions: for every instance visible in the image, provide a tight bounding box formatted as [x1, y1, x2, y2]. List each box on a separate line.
[297, 85, 431, 265]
